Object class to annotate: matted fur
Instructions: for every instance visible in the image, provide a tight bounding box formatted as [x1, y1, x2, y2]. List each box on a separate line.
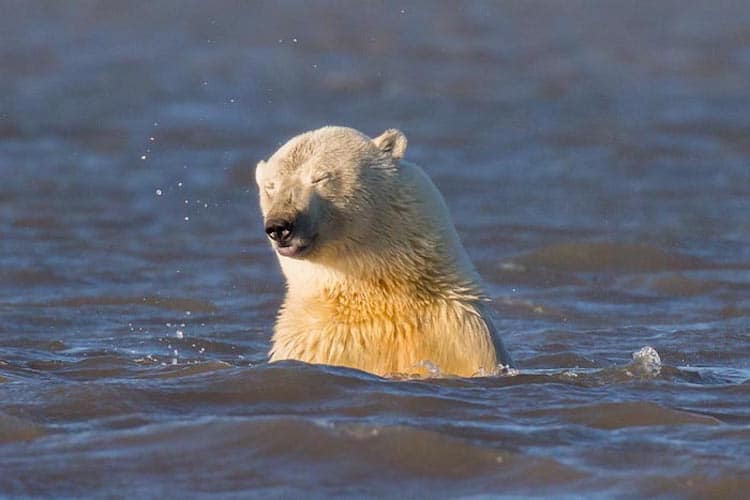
[256, 126, 512, 377]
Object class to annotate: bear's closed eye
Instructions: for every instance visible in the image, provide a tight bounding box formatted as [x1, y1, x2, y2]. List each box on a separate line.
[311, 173, 331, 184]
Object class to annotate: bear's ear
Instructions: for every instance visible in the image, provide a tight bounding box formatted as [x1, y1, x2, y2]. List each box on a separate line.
[254, 160, 266, 186]
[372, 129, 407, 160]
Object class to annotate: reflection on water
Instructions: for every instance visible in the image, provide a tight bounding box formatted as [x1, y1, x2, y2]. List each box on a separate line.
[1, 1, 750, 497]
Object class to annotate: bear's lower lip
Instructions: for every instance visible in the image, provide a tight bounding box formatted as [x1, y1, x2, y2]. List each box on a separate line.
[276, 244, 307, 258]
[276, 234, 317, 258]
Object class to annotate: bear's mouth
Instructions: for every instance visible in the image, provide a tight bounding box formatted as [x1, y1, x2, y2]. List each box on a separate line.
[275, 234, 317, 258]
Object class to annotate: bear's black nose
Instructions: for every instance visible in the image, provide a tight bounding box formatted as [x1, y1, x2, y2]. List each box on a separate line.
[265, 219, 295, 244]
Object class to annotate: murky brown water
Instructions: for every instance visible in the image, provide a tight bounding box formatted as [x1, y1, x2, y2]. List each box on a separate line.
[2, 1, 750, 497]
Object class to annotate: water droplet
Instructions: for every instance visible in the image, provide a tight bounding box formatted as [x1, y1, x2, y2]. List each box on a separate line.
[155, 189, 163, 196]
[175, 330, 184, 339]
[140, 155, 147, 160]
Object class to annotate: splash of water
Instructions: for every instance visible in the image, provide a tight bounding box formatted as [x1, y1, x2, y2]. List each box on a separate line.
[419, 360, 442, 377]
[628, 345, 662, 377]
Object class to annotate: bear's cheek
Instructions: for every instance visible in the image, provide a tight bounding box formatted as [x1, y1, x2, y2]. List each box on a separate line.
[257, 195, 271, 217]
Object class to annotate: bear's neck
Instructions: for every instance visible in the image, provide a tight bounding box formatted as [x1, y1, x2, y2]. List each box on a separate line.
[279, 244, 486, 306]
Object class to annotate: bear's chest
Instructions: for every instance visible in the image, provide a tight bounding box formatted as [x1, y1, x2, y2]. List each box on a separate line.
[274, 291, 438, 367]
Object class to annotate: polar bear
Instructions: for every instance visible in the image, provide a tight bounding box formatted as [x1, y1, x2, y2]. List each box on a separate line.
[255, 126, 512, 377]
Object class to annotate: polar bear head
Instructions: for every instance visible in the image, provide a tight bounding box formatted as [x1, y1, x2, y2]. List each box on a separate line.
[255, 126, 407, 260]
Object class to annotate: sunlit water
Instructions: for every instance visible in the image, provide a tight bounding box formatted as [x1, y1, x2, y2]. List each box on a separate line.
[1, 1, 749, 497]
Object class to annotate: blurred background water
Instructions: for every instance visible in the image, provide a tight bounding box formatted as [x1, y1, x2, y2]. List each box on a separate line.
[1, 1, 749, 497]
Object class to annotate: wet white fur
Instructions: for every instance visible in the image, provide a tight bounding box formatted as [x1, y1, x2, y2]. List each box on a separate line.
[256, 126, 511, 377]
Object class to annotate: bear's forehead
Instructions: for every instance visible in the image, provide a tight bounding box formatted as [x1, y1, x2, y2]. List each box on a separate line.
[270, 130, 372, 172]
[273, 137, 315, 168]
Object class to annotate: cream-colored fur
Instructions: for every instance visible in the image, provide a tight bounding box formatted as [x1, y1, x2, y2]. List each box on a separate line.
[255, 126, 512, 377]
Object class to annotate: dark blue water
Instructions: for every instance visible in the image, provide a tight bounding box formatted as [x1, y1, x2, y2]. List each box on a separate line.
[1, 1, 749, 497]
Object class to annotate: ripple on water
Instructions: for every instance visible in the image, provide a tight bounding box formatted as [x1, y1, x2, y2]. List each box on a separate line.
[522, 401, 721, 429]
[508, 242, 710, 273]
[0, 417, 587, 497]
[0, 413, 45, 444]
[45, 295, 219, 314]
